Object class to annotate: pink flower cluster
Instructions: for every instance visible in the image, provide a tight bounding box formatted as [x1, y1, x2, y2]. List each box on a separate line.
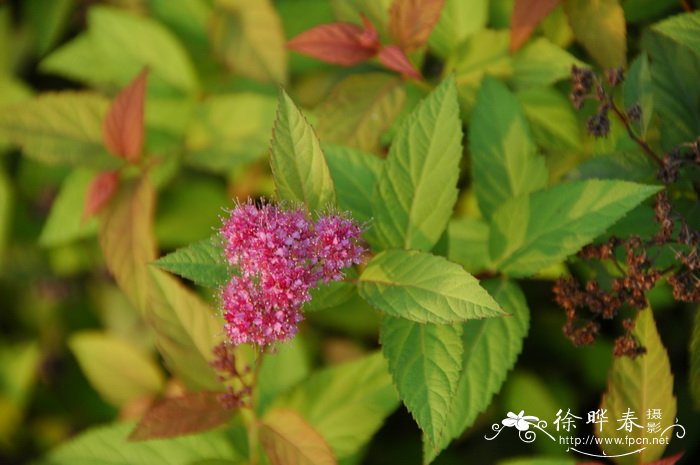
[220, 201, 365, 347]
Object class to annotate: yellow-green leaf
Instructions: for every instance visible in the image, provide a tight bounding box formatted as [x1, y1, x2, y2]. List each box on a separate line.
[261, 409, 337, 465]
[598, 309, 677, 465]
[563, 0, 626, 68]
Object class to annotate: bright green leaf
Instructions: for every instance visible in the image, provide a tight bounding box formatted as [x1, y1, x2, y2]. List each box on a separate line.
[623, 53, 654, 138]
[210, 0, 287, 83]
[69, 331, 164, 407]
[315, 73, 405, 154]
[38, 422, 243, 465]
[428, 0, 488, 58]
[563, 0, 626, 68]
[185, 93, 276, 173]
[425, 279, 529, 462]
[447, 217, 491, 274]
[470, 77, 547, 219]
[358, 250, 505, 324]
[599, 309, 677, 465]
[517, 87, 582, 151]
[330, 0, 392, 38]
[279, 352, 399, 460]
[381, 318, 463, 447]
[0, 92, 117, 168]
[39, 169, 98, 247]
[372, 76, 462, 251]
[153, 237, 229, 289]
[270, 89, 336, 210]
[512, 38, 584, 90]
[257, 338, 310, 415]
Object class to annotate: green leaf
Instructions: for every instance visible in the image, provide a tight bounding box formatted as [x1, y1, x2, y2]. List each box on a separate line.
[153, 237, 229, 289]
[446, 217, 491, 274]
[598, 309, 677, 465]
[691, 309, 700, 409]
[623, 0, 677, 23]
[24, 0, 74, 56]
[304, 279, 356, 313]
[563, 0, 626, 68]
[469, 77, 547, 219]
[425, 279, 530, 463]
[330, 0, 392, 37]
[428, 0, 488, 58]
[517, 87, 582, 151]
[381, 318, 463, 446]
[512, 38, 584, 90]
[315, 73, 405, 154]
[41, 6, 198, 93]
[624, 53, 654, 139]
[210, 0, 287, 83]
[489, 180, 661, 277]
[0, 92, 117, 168]
[323, 144, 382, 224]
[39, 422, 243, 465]
[185, 93, 276, 173]
[260, 409, 336, 465]
[651, 10, 700, 58]
[270, 89, 336, 210]
[39, 169, 98, 247]
[279, 352, 398, 460]
[0, 169, 10, 265]
[257, 338, 310, 415]
[68, 331, 164, 407]
[372, 76, 462, 251]
[358, 250, 505, 324]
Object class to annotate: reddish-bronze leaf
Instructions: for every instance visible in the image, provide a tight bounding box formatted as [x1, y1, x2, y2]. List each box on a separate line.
[378, 45, 422, 80]
[129, 391, 233, 441]
[84, 170, 120, 220]
[103, 69, 148, 163]
[388, 0, 445, 52]
[288, 22, 379, 66]
[510, 0, 561, 52]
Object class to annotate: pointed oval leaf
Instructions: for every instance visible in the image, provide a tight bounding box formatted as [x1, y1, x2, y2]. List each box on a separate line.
[427, 0, 488, 58]
[270, 89, 336, 210]
[489, 180, 662, 277]
[261, 409, 337, 465]
[103, 69, 147, 163]
[371, 76, 461, 251]
[129, 391, 234, 441]
[358, 250, 505, 324]
[377, 45, 422, 79]
[469, 76, 547, 219]
[288, 22, 377, 66]
[153, 236, 230, 289]
[563, 0, 626, 68]
[598, 309, 677, 464]
[381, 317, 462, 446]
[388, 0, 445, 52]
[623, 53, 653, 138]
[510, 0, 561, 52]
[84, 170, 121, 219]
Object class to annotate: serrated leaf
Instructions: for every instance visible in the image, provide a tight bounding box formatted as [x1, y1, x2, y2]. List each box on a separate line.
[38, 422, 244, 465]
[428, 0, 488, 58]
[279, 352, 399, 459]
[288, 21, 377, 66]
[517, 87, 582, 151]
[316, 73, 406, 154]
[447, 217, 491, 274]
[691, 308, 700, 408]
[469, 77, 547, 220]
[510, 0, 561, 52]
[563, 0, 626, 68]
[371, 76, 461, 251]
[68, 331, 164, 408]
[270, 89, 336, 210]
[489, 180, 661, 277]
[381, 317, 462, 446]
[210, 0, 287, 83]
[623, 53, 653, 138]
[184, 93, 276, 173]
[153, 237, 230, 289]
[261, 409, 337, 465]
[512, 38, 584, 89]
[598, 309, 677, 465]
[388, 0, 445, 52]
[323, 144, 382, 223]
[0, 92, 117, 168]
[129, 391, 234, 441]
[425, 279, 530, 463]
[358, 250, 505, 323]
[651, 10, 700, 58]
[103, 69, 147, 163]
[39, 169, 98, 247]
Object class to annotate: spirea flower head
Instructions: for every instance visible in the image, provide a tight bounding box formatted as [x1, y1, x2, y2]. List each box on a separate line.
[220, 200, 366, 347]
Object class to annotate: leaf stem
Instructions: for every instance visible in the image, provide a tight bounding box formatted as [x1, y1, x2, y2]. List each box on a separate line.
[609, 101, 664, 168]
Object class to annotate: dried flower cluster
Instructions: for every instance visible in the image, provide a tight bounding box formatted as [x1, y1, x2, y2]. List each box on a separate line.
[219, 200, 366, 347]
[210, 342, 252, 409]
